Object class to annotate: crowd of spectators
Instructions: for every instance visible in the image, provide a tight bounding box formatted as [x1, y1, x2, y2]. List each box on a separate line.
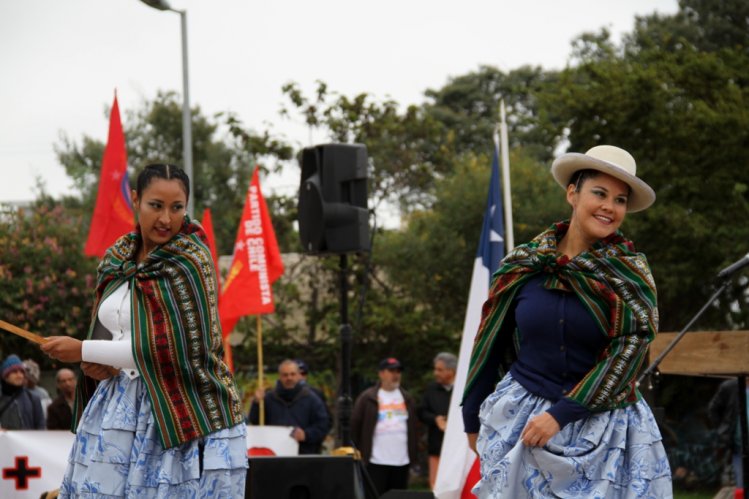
[0, 354, 76, 431]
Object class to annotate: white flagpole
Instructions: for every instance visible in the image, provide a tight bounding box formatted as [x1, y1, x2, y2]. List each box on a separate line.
[499, 100, 514, 251]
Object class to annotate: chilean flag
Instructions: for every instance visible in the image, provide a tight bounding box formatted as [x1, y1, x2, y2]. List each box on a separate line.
[434, 143, 505, 498]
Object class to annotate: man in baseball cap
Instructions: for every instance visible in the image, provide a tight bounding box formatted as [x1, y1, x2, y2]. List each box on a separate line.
[378, 357, 403, 371]
[351, 356, 417, 495]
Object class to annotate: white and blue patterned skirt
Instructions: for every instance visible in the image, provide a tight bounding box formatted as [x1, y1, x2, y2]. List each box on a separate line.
[474, 374, 673, 498]
[59, 371, 248, 498]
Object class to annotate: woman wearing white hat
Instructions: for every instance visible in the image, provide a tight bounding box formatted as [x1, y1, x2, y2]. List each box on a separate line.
[462, 145, 672, 497]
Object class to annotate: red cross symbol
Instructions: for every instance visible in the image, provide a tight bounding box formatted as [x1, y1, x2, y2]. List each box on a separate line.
[2, 456, 42, 490]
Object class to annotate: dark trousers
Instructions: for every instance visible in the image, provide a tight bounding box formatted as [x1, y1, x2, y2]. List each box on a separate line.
[365, 463, 409, 496]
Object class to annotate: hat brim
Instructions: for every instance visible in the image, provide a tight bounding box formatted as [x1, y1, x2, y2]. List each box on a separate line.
[379, 364, 402, 371]
[551, 153, 656, 213]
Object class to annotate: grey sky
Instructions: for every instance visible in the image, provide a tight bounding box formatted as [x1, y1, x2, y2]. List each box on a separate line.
[0, 0, 677, 202]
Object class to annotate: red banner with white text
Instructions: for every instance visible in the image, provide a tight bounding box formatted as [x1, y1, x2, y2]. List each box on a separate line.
[219, 168, 284, 336]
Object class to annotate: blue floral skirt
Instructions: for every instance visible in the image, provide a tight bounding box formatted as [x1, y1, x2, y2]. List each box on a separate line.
[59, 371, 247, 498]
[474, 374, 672, 498]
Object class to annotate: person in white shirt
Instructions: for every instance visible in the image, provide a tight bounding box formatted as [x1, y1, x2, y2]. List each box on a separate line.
[351, 357, 418, 495]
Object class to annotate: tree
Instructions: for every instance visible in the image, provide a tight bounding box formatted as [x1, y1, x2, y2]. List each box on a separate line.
[423, 65, 561, 163]
[0, 196, 97, 364]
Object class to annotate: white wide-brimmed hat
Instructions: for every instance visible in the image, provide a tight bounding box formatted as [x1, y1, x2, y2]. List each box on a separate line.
[551, 145, 656, 212]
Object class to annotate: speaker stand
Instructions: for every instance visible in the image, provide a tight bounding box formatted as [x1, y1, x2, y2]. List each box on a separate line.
[332, 255, 380, 499]
[331, 446, 380, 499]
[337, 254, 354, 446]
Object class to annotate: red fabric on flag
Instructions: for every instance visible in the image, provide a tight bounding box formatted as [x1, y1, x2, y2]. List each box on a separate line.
[201, 207, 220, 278]
[201, 207, 235, 371]
[460, 458, 480, 499]
[84, 94, 135, 257]
[219, 168, 284, 336]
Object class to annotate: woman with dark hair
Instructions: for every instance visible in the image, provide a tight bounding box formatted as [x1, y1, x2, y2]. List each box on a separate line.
[462, 146, 673, 497]
[42, 164, 246, 497]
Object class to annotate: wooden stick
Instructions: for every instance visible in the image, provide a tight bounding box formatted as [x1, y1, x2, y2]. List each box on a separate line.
[257, 315, 265, 426]
[0, 319, 48, 345]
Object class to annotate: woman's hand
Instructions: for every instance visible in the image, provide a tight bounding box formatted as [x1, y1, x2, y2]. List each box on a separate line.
[40, 336, 83, 363]
[81, 362, 119, 380]
[467, 432, 478, 454]
[521, 412, 561, 447]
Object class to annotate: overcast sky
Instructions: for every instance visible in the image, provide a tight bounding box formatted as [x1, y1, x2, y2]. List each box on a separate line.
[0, 0, 678, 203]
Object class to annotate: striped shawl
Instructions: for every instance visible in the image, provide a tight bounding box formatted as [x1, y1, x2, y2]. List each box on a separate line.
[73, 217, 243, 448]
[464, 221, 658, 413]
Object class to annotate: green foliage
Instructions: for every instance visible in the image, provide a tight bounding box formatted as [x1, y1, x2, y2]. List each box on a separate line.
[424, 65, 561, 163]
[376, 155, 487, 338]
[505, 148, 569, 243]
[281, 82, 452, 214]
[0, 198, 97, 365]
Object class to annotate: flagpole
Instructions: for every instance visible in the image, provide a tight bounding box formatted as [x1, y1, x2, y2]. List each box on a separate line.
[256, 315, 265, 426]
[499, 100, 514, 251]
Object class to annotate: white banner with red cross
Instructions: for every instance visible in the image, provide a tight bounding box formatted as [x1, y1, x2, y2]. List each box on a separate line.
[0, 430, 74, 498]
[0, 427, 298, 497]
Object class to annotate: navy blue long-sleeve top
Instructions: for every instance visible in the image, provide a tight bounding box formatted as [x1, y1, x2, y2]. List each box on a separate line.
[463, 274, 609, 433]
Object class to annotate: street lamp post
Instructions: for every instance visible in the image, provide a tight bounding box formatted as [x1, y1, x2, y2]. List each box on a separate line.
[139, 0, 194, 216]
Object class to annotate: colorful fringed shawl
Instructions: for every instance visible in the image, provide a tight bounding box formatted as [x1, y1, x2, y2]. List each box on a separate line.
[73, 217, 243, 449]
[464, 221, 658, 412]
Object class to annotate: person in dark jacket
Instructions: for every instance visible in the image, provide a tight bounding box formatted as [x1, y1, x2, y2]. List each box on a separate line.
[296, 359, 328, 406]
[47, 368, 77, 430]
[248, 359, 331, 454]
[419, 352, 457, 489]
[296, 358, 331, 431]
[708, 377, 749, 488]
[0, 354, 45, 429]
[351, 357, 418, 496]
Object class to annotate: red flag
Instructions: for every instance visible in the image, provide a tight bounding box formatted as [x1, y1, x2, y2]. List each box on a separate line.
[84, 94, 135, 256]
[201, 207, 220, 282]
[201, 207, 235, 371]
[219, 168, 284, 336]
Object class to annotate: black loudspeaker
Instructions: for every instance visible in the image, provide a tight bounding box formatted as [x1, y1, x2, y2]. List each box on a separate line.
[247, 455, 364, 498]
[298, 143, 370, 254]
[380, 491, 435, 499]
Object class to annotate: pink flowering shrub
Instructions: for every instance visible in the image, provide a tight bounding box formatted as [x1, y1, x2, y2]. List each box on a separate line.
[0, 203, 97, 362]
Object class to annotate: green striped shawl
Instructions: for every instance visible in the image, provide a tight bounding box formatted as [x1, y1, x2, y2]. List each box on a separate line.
[464, 221, 658, 413]
[73, 217, 243, 448]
